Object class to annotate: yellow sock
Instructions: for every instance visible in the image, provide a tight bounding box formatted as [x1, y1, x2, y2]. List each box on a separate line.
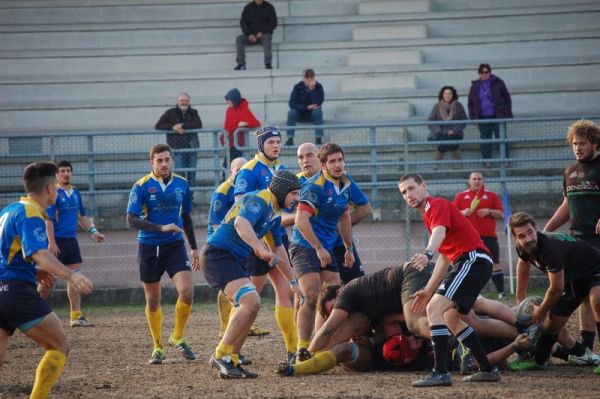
[145, 306, 163, 349]
[275, 305, 297, 353]
[217, 291, 232, 336]
[70, 310, 82, 321]
[215, 342, 233, 359]
[231, 353, 240, 366]
[30, 350, 67, 399]
[293, 350, 337, 375]
[172, 299, 191, 341]
[297, 339, 311, 352]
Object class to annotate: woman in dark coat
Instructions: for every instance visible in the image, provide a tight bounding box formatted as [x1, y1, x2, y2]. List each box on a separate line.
[428, 86, 467, 170]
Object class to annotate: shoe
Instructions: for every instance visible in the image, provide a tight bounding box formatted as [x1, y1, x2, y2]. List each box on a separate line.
[70, 316, 94, 327]
[526, 323, 544, 346]
[210, 355, 245, 379]
[239, 354, 253, 366]
[276, 360, 294, 376]
[234, 64, 246, 70]
[248, 324, 270, 337]
[237, 365, 258, 378]
[315, 137, 322, 145]
[287, 352, 295, 365]
[507, 358, 547, 371]
[462, 366, 501, 382]
[594, 364, 600, 375]
[568, 347, 600, 366]
[296, 348, 313, 363]
[148, 348, 166, 365]
[168, 336, 196, 360]
[412, 371, 452, 387]
[456, 342, 476, 375]
[285, 137, 294, 147]
[497, 292, 506, 300]
[265, 63, 272, 69]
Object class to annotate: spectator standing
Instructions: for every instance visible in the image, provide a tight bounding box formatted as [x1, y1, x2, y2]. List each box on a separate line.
[222, 88, 261, 168]
[428, 86, 467, 170]
[235, 0, 278, 70]
[468, 64, 512, 168]
[285, 69, 325, 146]
[155, 93, 202, 190]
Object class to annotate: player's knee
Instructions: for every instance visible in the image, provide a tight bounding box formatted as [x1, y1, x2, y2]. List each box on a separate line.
[303, 287, 320, 307]
[234, 284, 261, 314]
[178, 287, 193, 304]
[146, 297, 161, 311]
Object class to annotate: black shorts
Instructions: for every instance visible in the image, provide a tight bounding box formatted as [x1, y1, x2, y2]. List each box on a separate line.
[333, 243, 365, 284]
[246, 234, 289, 277]
[575, 234, 600, 250]
[437, 250, 492, 314]
[551, 271, 600, 317]
[202, 245, 250, 291]
[0, 280, 52, 335]
[481, 236, 500, 264]
[56, 237, 83, 265]
[137, 240, 191, 283]
[289, 243, 339, 278]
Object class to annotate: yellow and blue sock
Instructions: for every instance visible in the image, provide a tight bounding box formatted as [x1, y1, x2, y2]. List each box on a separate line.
[30, 350, 66, 399]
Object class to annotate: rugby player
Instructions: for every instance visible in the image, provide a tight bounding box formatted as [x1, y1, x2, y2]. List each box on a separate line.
[126, 144, 200, 364]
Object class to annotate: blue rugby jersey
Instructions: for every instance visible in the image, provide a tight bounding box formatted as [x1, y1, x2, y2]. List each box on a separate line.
[127, 172, 192, 246]
[291, 170, 351, 251]
[0, 198, 49, 285]
[207, 178, 236, 238]
[208, 189, 283, 261]
[46, 185, 87, 238]
[332, 174, 369, 247]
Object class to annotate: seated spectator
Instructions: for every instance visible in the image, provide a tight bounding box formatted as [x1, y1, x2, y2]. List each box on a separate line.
[154, 92, 202, 188]
[235, 0, 277, 70]
[427, 86, 467, 170]
[221, 88, 261, 175]
[285, 69, 325, 146]
[468, 64, 513, 168]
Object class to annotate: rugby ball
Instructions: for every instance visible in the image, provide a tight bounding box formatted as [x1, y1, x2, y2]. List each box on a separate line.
[516, 296, 543, 326]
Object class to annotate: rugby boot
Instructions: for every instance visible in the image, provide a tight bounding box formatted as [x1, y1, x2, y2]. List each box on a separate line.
[507, 358, 547, 371]
[239, 354, 253, 366]
[286, 351, 295, 365]
[237, 365, 258, 378]
[210, 355, 245, 379]
[168, 336, 196, 361]
[70, 316, 94, 327]
[462, 366, 501, 382]
[412, 371, 452, 387]
[456, 342, 476, 375]
[148, 348, 166, 365]
[296, 348, 313, 363]
[568, 347, 600, 366]
[248, 323, 270, 337]
[276, 360, 294, 376]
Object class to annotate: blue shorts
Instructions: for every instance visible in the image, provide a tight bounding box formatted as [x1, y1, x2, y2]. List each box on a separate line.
[289, 243, 339, 278]
[56, 237, 83, 265]
[246, 234, 290, 277]
[137, 240, 191, 283]
[202, 244, 250, 290]
[333, 243, 365, 284]
[0, 280, 52, 335]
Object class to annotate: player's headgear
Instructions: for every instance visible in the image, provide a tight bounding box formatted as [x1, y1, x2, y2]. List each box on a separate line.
[269, 170, 301, 208]
[256, 125, 282, 153]
[382, 334, 419, 366]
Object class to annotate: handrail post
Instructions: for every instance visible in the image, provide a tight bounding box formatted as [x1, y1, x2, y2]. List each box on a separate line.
[86, 135, 96, 217]
[500, 121, 508, 181]
[224, 130, 231, 171]
[212, 130, 222, 186]
[369, 126, 379, 210]
[402, 126, 411, 258]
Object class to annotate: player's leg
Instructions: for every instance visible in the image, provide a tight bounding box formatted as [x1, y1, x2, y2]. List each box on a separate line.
[472, 295, 516, 326]
[482, 237, 504, 298]
[65, 263, 86, 325]
[461, 310, 518, 339]
[143, 282, 164, 361]
[245, 256, 271, 337]
[296, 272, 321, 354]
[579, 299, 596, 350]
[217, 290, 233, 338]
[324, 312, 370, 348]
[268, 268, 297, 360]
[0, 328, 9, 368]
[169, 269, 195, 360]
[284, 341, 360, 376]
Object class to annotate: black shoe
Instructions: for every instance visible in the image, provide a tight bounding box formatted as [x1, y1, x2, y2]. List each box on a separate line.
[412, 371, 452, 387]
[462, 366, 501, 382]
[315, 137, 323, 145]
[234, 64, 246, 71]
[265, 63, 272, 69]
[237, 365, 258, 378]
[285, 137, 294, 146]
[210, 356, 244, 379]
[296, 348, 313, 363]
[239, 354, 252, 366]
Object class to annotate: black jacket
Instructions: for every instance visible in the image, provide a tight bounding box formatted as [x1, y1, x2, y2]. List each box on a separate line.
[155, 107, 202, 148]
[240, 1, 277, 35]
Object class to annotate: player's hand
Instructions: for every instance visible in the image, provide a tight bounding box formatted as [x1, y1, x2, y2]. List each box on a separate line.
[316, 246, 331, 268]
[190, 249, 201, 271]
[92, 231, 105, 243]
[248, 34, 257, 43]
[161, 223, 183, 234]
[254, 247, 273, 263]
[36, 269, 55, 287]
[531, 305, 546, 324]
[68, 273, 93, 295]
[595, 218, 600, 235]
[476, 208, 490, 218]
[237, 121, 248, 127]
[410, 289, 432, 314]
[344, 249, 355, 268]
[48, 242, 60, 257]
[410, 253, 429, 271]
[462, 208, 473, 216]
[514, 333, 531, 351]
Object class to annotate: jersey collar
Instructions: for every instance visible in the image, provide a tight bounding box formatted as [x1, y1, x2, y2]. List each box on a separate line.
[255, 152, 281, 172]
[20, 196, 49, 219]
[322, 170, 351, 193]
[266, 189, 282, 213]
[150, 171, 173, 190]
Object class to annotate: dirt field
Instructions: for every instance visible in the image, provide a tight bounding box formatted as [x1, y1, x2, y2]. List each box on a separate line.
[2, 300, 599, 399]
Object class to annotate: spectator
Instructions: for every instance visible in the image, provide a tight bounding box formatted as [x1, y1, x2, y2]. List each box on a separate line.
[222, 88, 261, 172]
[428, 86, 467, 170]
[155, 92, 202, 188]
[285, 69, 325, 146]
[235, 0, 278, 70]
[468, 64, 512, 168]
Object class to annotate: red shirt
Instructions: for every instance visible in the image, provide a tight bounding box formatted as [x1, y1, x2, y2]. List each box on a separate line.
[423, 196, 488, 262]
[222, 98, 261, 147]
[453, 186, 503, 238]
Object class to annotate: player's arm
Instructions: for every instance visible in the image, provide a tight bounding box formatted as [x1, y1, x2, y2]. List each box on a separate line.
[234, 216, 271, 262]
[544, 196, 570, 232]
[338, 209, 355, 268]
[515, 259, 531, 304]
[532, 269, 564, 324]
[45, 219, 59, 257]
[486, 333, 530, 366]
[126, 213, 182, 233]
[350, 203, 371, 226]
[411, 225, 446, 271]
[309, 308, 349, 353]
[32, 250, 92, 294]
[182, 212, 200, 270]
[411, 253, 451, 315]
[77, 214, 104, 242]
[279, 211, 296, 227]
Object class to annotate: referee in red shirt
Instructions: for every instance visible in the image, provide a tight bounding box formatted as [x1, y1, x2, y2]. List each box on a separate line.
[398, 173, 500, 387]
[453, 172, 505, 298]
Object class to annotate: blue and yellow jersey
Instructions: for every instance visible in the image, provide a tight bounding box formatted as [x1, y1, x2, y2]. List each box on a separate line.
[207, 178, 236, 238]
[234, 153, 285, 196]
[297, 171, 310, 185]
[208, 189, 283, 260]
[126, 172, 191, 246]
[46, 185, 86, 238]
[0, 198, 49, 285]
[291, 170, 352, 251]
[333, 173, 369, 247]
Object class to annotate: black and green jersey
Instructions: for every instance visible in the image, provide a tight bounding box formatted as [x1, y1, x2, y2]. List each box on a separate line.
[563, 155, 600, 236]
